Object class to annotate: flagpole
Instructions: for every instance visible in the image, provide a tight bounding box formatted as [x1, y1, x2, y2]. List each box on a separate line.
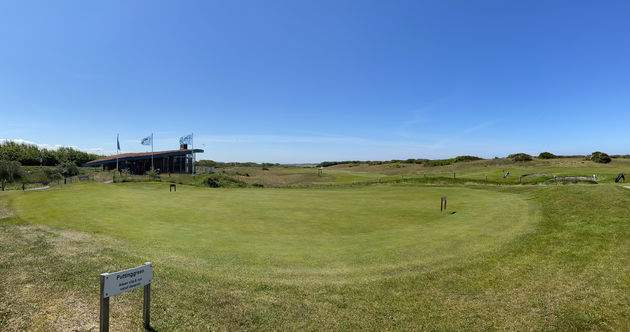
[191, 132, 195, 175]
[151, 133, 154, 171]
[116, 134, 119, 173]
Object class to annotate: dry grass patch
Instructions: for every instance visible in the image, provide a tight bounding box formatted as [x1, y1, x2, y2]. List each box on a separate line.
[0, 224, 141, 331]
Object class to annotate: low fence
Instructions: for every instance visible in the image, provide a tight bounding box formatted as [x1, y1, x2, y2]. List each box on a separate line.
[0, 173, 104, 191]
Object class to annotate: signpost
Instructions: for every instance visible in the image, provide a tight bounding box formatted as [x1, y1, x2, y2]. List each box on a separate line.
[100, 262, 152, 331]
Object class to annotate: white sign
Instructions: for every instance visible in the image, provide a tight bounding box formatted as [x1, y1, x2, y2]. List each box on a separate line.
[102, 263, 152, 298]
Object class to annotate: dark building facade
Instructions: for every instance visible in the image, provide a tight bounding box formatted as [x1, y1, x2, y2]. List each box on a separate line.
[83, 147, 204, 175]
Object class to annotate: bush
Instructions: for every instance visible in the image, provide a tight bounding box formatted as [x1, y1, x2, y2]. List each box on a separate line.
[318, 161, 362, 167]
[587, 151, 611, 163]
[0, 160, 23, 181]
[454, 155, 482, 162]
[146, 169, 159, 177]
[43, 167, 63, 181]
[204, 174, 248, 188]
[57, 161, 79, 177]
[508, 153, 533, 162]
[538, 152, 557, 159]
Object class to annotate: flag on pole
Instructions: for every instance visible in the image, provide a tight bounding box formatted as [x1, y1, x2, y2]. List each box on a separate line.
[179, 134, 193, 145]
[117, 134, 121, 151]
[141, 135, 152, 146]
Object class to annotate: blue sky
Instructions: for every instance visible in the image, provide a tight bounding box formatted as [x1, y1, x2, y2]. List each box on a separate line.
[1, 1, 628, 163]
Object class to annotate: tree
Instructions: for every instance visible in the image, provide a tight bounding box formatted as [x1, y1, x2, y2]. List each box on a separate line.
[57, 161, 79, 177]
[0, 160, 23, 181]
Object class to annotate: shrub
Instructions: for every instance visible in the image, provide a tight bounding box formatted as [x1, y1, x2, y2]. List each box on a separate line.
[0, 160, 23, 181]
[454, 155, 482, 162]
[318, 161, 362, 167]
[587, 151, 611, 163]
[204, 174, 248, 188]
[508, 153, 533, 162]
[43, 167, 63, 181]
[146, 169, 159, 177]
[538, 152, 557, 159]
[57, 161, 79, 177]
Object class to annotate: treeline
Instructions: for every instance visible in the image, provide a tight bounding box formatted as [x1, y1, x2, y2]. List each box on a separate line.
[319, 156, 482, 168]
[318, 151, 623, 167]
[0, 141, 102, 166]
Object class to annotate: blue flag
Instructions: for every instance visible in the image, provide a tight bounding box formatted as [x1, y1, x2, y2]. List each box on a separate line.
[179, 134, 192, 145]
[141, 135, 152, 146]
[117, 134, 121, 151]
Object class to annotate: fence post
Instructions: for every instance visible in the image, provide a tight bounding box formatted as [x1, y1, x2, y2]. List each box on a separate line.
[453, 172, 456, 179]
[143, 262, 151, 329]
[100, 273, 110, 332]
[485, 175, 487, 184]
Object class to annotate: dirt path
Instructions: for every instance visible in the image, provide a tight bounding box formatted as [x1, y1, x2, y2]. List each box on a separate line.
[24, 186, 50, 191]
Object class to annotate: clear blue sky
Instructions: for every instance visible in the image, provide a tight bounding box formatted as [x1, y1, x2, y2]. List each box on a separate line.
[1, 1, 628, 163]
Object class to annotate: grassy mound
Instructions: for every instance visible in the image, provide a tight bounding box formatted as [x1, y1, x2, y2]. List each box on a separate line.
[588, 151, 611, 163]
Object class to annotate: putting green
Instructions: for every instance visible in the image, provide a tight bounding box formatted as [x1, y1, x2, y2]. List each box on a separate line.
[12, 183, 538, 283]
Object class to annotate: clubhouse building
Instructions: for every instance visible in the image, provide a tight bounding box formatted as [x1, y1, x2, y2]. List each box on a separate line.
[83, 144, 203, 175]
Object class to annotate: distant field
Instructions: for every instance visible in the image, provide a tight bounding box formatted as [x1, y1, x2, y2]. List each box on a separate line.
[2, 159, 630, 330]
[216, 157, 630, 187]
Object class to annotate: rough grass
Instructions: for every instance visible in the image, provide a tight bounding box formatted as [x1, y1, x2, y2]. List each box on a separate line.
[187, 157, 630, 188]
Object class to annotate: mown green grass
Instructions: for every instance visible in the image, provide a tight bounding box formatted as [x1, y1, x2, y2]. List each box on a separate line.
[2, 181, 630, 330]
[10, 183, 535, 282]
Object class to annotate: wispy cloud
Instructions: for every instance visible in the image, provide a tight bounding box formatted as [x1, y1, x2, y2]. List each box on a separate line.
[461, 120, 496, 134]
[197, 135, 370, 145]
[395, 113, 427, 138]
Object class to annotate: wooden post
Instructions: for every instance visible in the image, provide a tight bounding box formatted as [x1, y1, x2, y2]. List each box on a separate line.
[100, 274, 110, 332]
[143, 262, 151, 330]
[485, 175, 487, 184]
[143, 284, 151, 329]
[453, 172, 456, 179]
[519, 176, 522, 184]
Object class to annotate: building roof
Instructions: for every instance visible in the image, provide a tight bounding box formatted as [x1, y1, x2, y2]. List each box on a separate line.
[82, 149, 204, 167]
